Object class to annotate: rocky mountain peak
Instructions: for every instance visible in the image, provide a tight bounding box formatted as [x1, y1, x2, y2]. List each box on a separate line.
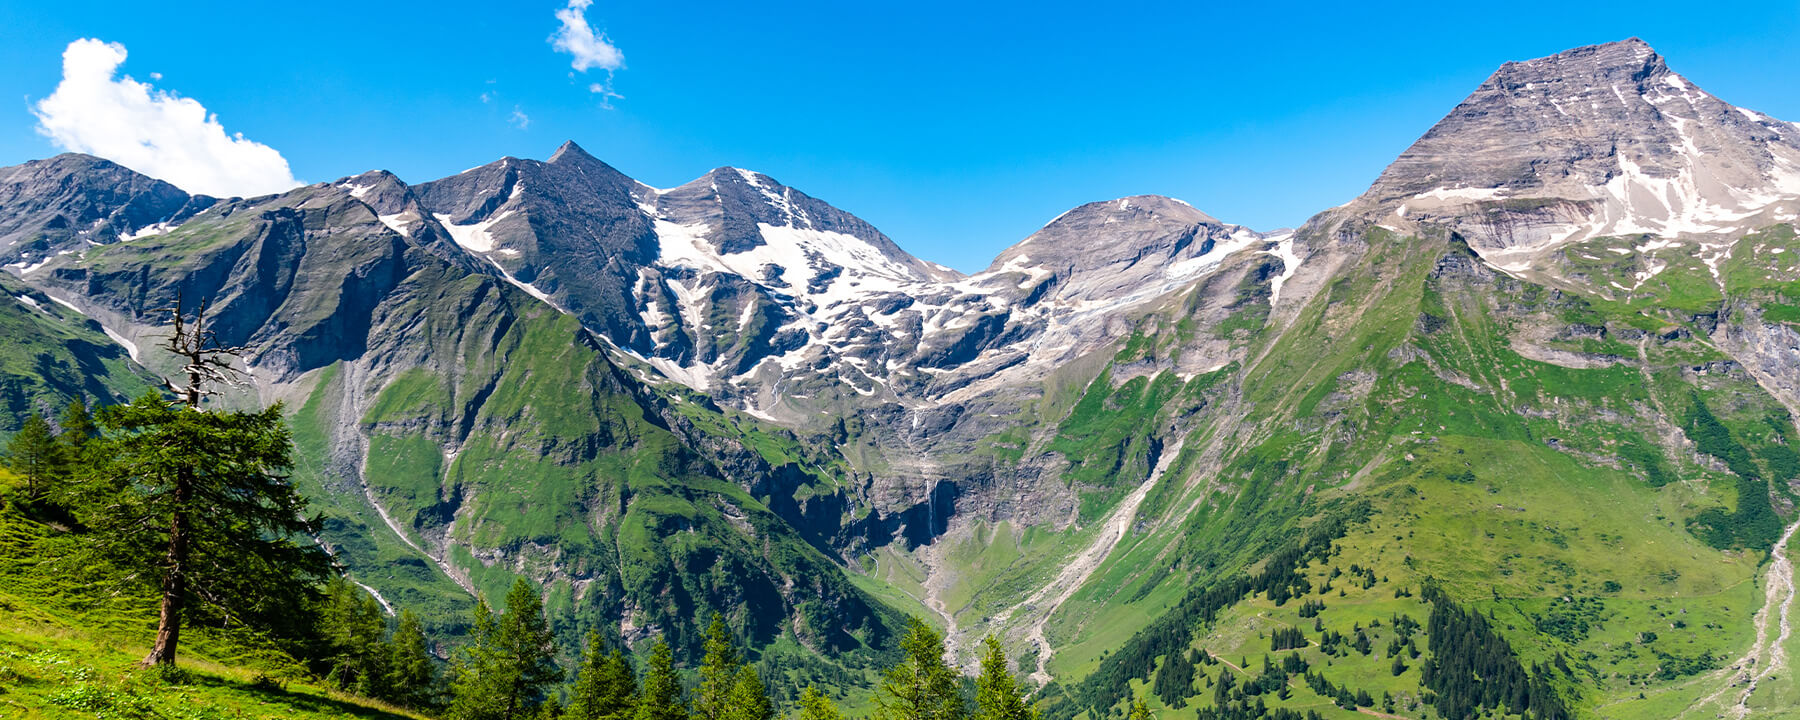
[1358, 38, 1800, 268]
[981, 195, 1269, 304]
[1489, 37, 1663, 88]
[989, 196, 1213, 268]
[644, 165, 956, 283]
[0, 153, 215, 267]
[548, 139, 596, 164]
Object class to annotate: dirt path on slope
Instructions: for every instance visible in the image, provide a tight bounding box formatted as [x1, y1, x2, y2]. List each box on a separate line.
[1000, 439, 1186, 686]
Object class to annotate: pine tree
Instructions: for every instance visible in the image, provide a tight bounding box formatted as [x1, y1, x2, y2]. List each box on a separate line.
[449, 582, 562, 720]
[874, 617, 964, 720]
[635, 641, 688, 720]
[794, 686, 841, 720]
[71, 391, 327, 667]
[450, 596, 506, 720]
[65, 299, 328, 667]
[695, 614, 743, 720]
[722, 665, 774, 720]
[5, 412, 61, 500]
[1127, 697, 1153, 720]
[58, 397, 98, 466]
[974, 636, 1033, 720]
[387, 609, 439, 709]
[569, 631, 638, 720]
[496, 579, 564, 716]
[320, 576, 389, 695]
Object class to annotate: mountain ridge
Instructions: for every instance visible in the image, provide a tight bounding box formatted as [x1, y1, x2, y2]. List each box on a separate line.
[4, 37, 1800, 719]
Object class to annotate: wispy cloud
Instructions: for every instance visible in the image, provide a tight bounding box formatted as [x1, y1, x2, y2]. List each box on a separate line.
[31, 39, 301, 198]
[509, 106, 531, 130]
[551, 0, 625, 102]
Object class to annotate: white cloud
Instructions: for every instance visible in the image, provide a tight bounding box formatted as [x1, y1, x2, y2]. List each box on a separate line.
[31, 39, 302, 198]
[509, 106, 530, 130]
[551, 0, 625, 73]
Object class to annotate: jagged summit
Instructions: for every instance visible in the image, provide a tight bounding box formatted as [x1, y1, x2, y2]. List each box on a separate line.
[1491, 37, 1662, 85]
[0, 153, 215, 266]
[1358, 37, 1800, 269]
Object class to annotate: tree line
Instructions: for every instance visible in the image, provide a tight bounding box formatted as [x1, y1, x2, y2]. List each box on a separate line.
[0, 302, 1089, 718]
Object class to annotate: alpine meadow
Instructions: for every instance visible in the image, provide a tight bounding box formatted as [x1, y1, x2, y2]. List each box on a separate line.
[3, 23, 1800, 720]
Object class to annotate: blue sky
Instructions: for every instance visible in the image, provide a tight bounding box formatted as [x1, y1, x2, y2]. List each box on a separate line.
[2, 1, 1797, 272]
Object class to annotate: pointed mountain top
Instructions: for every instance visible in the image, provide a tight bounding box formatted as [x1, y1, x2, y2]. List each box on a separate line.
[1353, 37, 1800, 261]
[1483, 37, 1666, 91]
[0, 153, 214, 262]
[1361, 38, 1715, 205]
[548, 140, 596, 164]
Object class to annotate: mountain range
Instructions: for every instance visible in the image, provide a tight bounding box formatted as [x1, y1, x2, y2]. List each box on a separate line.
[4, 37, 1800, 719]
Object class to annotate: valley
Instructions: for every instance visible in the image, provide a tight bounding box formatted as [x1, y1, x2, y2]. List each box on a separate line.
[2, 36, 1800, 720]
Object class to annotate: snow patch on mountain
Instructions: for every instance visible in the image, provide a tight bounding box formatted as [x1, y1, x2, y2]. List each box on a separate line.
[102, 325, 139, 363]
[1261, 232, 1301, 305]
[377, 212, 417, 237]
[436, 210, 513, 253]
[119, 221, 176, 242]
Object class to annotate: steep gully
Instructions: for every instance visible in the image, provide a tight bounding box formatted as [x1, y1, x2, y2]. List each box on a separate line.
[987, 438, 1187, 686]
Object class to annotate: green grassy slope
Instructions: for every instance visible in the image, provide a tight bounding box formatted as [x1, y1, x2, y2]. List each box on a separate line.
[0, 468, 425, 720]
[1030, 223, 1800, 719]
[0, 274, 153, 436]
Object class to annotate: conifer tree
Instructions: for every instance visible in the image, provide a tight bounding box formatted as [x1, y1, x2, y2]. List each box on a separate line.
[874, 617, 964, 720]
[450, 596, 505, 720]
[794, 686, 842, 720]
[974, 636, 1034, 720]
[73, 390, 326, 667]
[387, 608, 439, 709]
[320, 576, 388, 694]
[1127, 697, 1153, 720]
[695, 613, 743, 720]
[722, 665, 774, 720]
[496, 579, 564, 716]
[569, 631, 638, 720]
[65, 298, 328, 667]
[58, 397, 98, 466]
[635, 641, 688, 720]
[450, 581, 562, 720]
[5, 412, 60, 500]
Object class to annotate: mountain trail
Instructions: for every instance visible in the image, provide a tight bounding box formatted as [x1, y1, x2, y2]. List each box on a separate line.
[1004, 437, 1185, 686]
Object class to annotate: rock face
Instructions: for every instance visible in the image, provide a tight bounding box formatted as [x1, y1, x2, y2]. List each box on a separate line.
[5, 37, 1800, 704]
[0, 154, 215, 268]
[400, 142, 1290, 429]
[3, 162, 904, 664]
[1359, 38, 1800, 270]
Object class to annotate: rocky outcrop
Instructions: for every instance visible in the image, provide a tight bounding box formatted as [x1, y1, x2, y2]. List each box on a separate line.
[0, 154, 215, 267]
